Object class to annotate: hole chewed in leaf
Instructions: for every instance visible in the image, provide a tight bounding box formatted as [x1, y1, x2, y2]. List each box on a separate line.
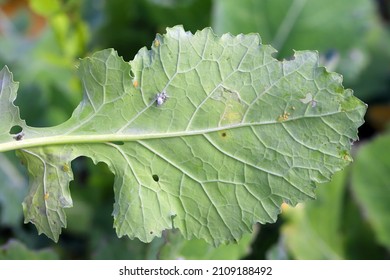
[109, 141, 124, 146]
[220, 131, 228, 138]
[152, 174, 159, 182]
[170, 214, 177, 229]
[9, 125, 22, 134]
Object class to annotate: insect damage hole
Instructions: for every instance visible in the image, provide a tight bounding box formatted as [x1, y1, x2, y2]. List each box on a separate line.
[170, 214, 177, 229]
[152, 174, 159, 182]
[9, 125, 22, 134]
[109, 141, 124, 146]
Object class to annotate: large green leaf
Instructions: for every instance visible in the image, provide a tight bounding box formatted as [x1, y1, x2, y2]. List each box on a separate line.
[0, 26, 366, 245]
[351, 135, 390, 248]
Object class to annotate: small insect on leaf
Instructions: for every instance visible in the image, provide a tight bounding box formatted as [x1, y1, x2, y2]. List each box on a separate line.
[156, 91, 168, 106]
[13, 132, 24, 141]
[133, 80, 139, 88]
[44, 193, 49, 200]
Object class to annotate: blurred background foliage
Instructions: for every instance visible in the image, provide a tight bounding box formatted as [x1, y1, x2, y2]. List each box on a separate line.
[0, 0, 389, 260]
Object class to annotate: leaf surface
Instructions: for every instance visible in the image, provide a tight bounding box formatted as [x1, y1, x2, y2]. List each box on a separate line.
[0, 26, 366, 245]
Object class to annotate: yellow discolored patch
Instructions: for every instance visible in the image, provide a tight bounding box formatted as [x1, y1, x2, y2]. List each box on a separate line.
[62, 163, 70, 172]
[222, 111, 243, 124]
[281, 202, 289, 212]
[340, 150, 352, 161]
[216, 86, 247, 126]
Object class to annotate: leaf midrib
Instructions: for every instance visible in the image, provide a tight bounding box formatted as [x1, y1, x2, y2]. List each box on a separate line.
[0, 108, 351, 153]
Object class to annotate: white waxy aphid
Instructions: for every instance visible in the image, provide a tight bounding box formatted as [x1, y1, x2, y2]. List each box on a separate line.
[156, 91, 168, 106]
[13, 131, 25, 141]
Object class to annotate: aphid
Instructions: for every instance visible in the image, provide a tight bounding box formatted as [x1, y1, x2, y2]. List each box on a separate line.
[155, 91, 168, 106]
[44, 192, 49, 200]
[154, 39, 160, 47]
[13, 132, 24, 141]
[133, 80, 139, 88]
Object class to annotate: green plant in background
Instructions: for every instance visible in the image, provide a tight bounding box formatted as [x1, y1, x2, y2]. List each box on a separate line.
[0, 0, 389, 260]
[0, 0, 88, 127]
[0, 239, 59, 260]
[213, 0, 390, 102]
